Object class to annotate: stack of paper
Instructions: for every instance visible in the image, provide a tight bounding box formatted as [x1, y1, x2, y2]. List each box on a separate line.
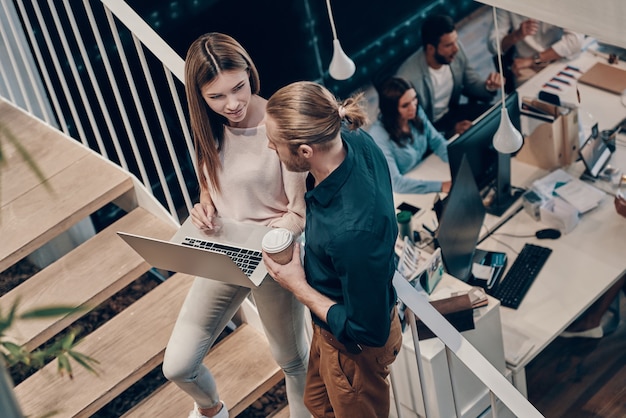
[532, 169, 605, 213]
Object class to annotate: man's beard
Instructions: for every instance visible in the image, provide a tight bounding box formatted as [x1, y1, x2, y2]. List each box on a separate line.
[434, 50, 453, 65]
[282, 152, 311, 173]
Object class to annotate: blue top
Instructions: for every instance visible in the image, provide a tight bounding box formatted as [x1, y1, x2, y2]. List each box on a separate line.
[368, 106, 449, 194]
[304, 127, 398, 347]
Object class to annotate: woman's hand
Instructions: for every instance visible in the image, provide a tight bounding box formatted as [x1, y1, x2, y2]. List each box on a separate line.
[190, 202, 221, 231]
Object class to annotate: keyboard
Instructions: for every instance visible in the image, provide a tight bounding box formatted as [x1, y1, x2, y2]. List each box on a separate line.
[489, 243, 552, 309]
[182, 237, 262, 276]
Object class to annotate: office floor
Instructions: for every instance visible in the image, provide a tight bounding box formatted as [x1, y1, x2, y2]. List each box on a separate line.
[526, 296, 626, 417]
[459, 7, 626, 418]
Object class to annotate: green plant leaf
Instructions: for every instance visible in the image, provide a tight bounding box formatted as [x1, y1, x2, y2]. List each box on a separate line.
[60, 331, 76, 351]
[68, 350, 100, 376]
[1, 341, 24, 356]
[57, 353, 73, 379]
[20, 305, 84, 319]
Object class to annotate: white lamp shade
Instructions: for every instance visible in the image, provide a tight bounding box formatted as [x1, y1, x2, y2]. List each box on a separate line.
[329, 39, 356, 80]
[493, 107, 523, 154]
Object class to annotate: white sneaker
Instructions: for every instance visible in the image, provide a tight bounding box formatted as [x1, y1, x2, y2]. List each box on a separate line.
[188, 401, 229, 418]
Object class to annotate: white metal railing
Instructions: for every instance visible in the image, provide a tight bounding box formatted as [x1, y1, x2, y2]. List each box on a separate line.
[0, 1, 543, 416]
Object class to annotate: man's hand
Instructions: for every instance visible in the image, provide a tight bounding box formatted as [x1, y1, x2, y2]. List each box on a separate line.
[516, 19, 538, 39]
[263, 242, 308, 294]
[454, 120, 473, 135]
[615, 194, 626, 218]
[485, 72, 503, 92]
[441, 181, 452, 194]
[263, 242, 336, 322]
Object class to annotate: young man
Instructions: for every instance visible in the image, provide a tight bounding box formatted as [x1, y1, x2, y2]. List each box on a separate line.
[396, 14, 503, 138]
[263, 81, 402, 418]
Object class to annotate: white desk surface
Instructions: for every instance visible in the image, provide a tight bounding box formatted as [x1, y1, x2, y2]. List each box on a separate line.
[488, 50, 626, 372]
[393, 48, 626, 373]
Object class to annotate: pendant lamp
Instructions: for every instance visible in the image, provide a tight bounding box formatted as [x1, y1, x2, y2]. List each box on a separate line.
[492, 7, 523, 154]
[325, 0, 355, 80]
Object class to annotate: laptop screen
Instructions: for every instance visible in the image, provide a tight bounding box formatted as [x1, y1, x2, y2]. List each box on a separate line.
[435, 155, 486, 282]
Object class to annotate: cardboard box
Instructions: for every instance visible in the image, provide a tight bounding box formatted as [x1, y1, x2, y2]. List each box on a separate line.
[516, 107, 579, 170]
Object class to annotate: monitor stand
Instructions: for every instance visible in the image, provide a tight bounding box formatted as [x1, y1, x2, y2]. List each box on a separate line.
[485, 153, 524, 217]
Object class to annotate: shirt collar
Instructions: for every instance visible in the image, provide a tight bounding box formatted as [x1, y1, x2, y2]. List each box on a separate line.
[305, 138, 354, 207]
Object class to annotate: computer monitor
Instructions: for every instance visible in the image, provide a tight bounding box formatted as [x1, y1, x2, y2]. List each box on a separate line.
[447, 91, 524, 216]
[435, 154, 486, 282]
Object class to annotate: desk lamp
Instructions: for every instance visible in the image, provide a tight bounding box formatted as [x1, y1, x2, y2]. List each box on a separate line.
[325, 0, 355, 80]
[492, 6, 523, 154]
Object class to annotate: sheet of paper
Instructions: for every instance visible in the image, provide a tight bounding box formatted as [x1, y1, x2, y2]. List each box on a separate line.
[554, 179, 605, 213]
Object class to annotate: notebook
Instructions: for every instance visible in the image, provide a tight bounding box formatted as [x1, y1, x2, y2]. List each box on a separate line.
[117, 217, 272, 288]
[577, 62, 626, 95]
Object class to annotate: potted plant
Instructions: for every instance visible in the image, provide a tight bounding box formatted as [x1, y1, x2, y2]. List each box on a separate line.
[0, 300, 98, 417]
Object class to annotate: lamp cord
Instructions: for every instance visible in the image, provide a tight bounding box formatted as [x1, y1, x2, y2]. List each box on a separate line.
[325, 0, 338, 40]
[492, 6, 507, 109]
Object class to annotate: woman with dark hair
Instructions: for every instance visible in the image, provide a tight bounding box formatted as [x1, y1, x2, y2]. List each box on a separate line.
[161, 33, 309, 418]
[368, 76, 451, 194]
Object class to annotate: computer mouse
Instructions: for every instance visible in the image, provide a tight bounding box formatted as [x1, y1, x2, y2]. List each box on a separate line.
[535, 228, 561, 240]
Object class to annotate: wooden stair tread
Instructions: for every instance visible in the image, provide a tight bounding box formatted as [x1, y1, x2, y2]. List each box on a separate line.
[0, 152, 134, 272]
[269, 404, 290, 418]
[0, 99, 91, 207]
[14, 272, 196, 418]
[1, 207, 177, 351]
[123, 324, 283, 418]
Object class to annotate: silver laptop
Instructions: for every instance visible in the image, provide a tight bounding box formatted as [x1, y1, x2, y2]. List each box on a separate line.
[117, 217, 271, 288]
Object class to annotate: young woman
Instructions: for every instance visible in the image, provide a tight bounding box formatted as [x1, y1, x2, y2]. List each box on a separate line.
[368, 76, 451, 194]
[161, 33, 309, 418]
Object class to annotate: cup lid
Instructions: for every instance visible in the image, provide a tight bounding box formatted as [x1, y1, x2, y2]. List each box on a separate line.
[262, 228, 294, 253]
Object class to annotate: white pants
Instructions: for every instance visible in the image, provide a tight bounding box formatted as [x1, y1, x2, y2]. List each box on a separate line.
[163, 275, 310, 417]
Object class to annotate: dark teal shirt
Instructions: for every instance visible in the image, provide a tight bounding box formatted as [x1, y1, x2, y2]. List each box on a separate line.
[304, 127, 398, 347]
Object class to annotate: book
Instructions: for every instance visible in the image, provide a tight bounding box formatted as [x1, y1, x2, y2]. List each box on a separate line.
[415, 294, 475, 340]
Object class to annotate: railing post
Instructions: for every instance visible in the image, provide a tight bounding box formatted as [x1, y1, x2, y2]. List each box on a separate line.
[406, 308, 433, 417]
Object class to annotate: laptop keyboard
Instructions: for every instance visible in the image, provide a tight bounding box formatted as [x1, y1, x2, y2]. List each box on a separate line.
[182, 237, 262, 276]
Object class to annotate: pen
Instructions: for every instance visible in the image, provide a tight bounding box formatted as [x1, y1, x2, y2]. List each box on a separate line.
[552, 77, 570, 85]
[566, 65, 582, 73]
[558, 71, 575, 79]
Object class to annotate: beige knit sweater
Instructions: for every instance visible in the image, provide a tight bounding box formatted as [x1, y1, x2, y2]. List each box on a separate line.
[204, 124, 306, 235]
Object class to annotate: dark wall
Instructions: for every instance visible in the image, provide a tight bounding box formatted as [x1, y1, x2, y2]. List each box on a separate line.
[127, 0, 481, 98]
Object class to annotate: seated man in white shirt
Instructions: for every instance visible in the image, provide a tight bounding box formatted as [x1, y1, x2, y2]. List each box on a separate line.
[396, 14, 503, 139]
[488, 10, 584, 90]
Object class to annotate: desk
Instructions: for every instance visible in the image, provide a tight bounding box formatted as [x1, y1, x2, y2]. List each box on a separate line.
[482, 50, 626, 389]
[391, 274, 509, 418]
[392, 48, 626, 396]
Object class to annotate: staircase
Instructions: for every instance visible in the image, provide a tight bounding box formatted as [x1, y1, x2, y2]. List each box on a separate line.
[0, 99, 284, 416]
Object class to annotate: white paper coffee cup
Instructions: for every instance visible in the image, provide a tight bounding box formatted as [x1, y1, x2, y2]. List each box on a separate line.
[262, 228, 294, 265]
